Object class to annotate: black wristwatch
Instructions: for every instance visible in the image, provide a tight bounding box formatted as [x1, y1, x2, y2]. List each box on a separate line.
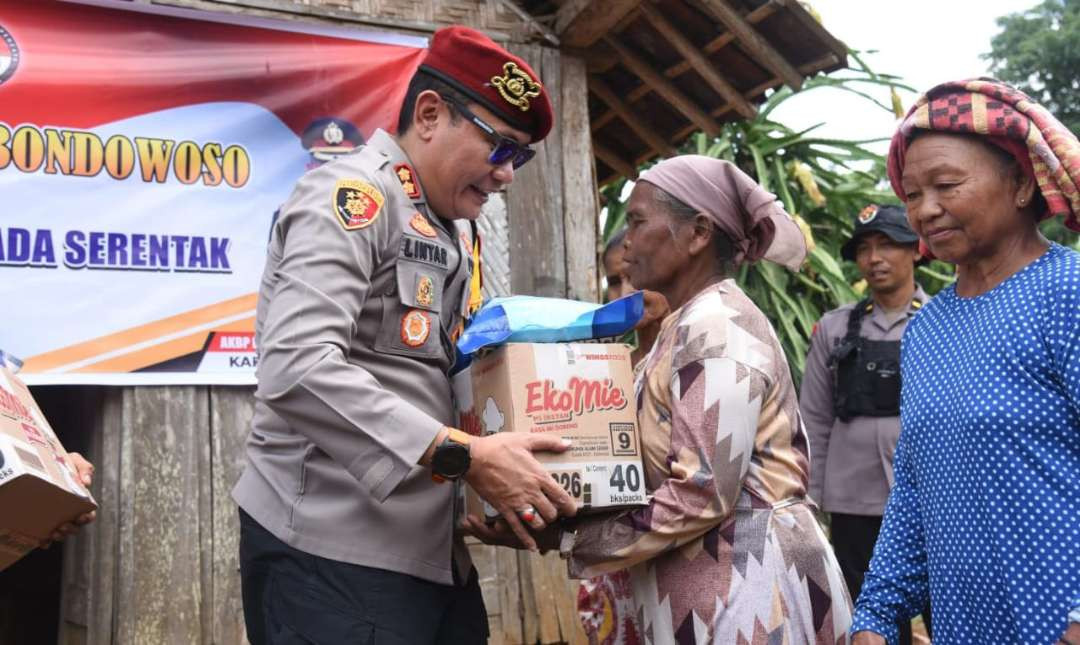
[431, 428, 472, 481]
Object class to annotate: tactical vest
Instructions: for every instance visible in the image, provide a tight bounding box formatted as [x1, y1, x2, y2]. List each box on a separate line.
[827, 298, 915, 421]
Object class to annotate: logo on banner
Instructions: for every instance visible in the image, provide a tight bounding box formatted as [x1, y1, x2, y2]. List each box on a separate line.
[0, 25, 20, 86]
[333, 180, 384, 230]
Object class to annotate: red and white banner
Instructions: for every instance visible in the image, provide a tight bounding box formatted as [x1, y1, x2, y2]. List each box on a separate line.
[0, 0, 426, 385]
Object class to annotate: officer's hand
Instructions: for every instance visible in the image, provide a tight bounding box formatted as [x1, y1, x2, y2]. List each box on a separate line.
[42, 452, 96, 547]
[461, 515, 561, 553]
[465, 433, 576, 551]
[851, 631, 886, 645]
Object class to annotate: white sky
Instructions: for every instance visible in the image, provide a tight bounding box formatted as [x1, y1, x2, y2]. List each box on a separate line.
[769, 0, 1042, 153]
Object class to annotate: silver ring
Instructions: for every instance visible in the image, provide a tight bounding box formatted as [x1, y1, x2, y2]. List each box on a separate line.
[517, 506, 537, 523]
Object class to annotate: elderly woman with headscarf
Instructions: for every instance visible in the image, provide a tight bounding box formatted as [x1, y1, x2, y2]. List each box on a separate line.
[470, 155, 853, 644]
[850, 78, 1080, 645]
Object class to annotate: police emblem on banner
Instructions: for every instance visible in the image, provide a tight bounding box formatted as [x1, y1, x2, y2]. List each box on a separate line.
[333, 180, 384, 230]
[409, 212, 437, 238]
[400, 309, 431, 347]
[0, 25, 21, 87]
[857, 204, 879, 224]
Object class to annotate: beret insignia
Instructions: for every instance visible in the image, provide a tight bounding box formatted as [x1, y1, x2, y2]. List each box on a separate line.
[490, 61, 541, 112]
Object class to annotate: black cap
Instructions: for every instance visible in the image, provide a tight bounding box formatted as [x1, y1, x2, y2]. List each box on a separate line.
[840, 204, 919, 261]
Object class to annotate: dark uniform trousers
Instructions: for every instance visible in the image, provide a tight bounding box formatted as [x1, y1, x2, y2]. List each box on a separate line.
[831, 513, 931, 645]
[239, 509, 489, 645]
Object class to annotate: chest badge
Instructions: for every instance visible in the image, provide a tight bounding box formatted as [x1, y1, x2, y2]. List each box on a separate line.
[416, 274, 435, 308]
[395, 163, 421, 200]
[401, 309, 432, 347]
[333, 179, 384, 230]
[410, 212, 438, 238]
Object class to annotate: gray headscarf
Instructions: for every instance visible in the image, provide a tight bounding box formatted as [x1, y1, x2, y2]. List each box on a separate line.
[638, 156, 807, 271]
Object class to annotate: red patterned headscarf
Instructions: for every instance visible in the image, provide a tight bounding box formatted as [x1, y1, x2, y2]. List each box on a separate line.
[887, 78, 1080, 232]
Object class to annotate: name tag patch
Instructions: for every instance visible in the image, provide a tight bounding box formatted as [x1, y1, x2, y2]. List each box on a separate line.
[399, 237, 448, 268]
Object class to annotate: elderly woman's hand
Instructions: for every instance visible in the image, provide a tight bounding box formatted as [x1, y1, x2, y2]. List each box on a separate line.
[1056, 620, 1080, 645]
[460, 515, 561, 553]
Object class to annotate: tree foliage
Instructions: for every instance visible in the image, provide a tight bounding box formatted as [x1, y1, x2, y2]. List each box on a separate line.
[601, 55, 957, 386]
[985, 0, 1080, 135]
[986, 0, 1080, 248]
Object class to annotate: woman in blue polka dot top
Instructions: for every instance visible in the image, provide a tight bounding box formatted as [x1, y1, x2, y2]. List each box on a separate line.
[850, 79, 1080, 645]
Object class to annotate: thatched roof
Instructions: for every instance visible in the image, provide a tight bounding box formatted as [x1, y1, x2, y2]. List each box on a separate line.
[516, 0, 847, 183]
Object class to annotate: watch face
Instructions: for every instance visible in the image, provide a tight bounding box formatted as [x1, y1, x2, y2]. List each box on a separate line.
[433, 442, 470, 479]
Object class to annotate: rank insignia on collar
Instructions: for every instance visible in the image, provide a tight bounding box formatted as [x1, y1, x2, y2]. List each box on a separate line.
[394, 163, 421, 200]
[491, 61, 541, 112]
[400, 309, 431, 347]
[416, 274, 434, 308]
[332, 179, 384, 230]
[410, 212, 438, 238]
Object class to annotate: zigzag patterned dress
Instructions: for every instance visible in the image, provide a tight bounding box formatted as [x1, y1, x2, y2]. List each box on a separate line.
[566, 280, 852, 644]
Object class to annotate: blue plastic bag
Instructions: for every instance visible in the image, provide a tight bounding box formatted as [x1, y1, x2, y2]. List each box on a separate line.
[456, 292, 643, 360]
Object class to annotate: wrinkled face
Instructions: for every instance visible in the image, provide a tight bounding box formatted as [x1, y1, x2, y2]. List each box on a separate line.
[622, 182, 689, 295]
[424, 100, 529, 221]
[603, 245, 634, 303]
[853, 231, 918, 295]
[900, 132, 1031, 266]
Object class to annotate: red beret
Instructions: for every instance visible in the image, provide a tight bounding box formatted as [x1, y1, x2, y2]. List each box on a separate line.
[419, 26, 553, 143]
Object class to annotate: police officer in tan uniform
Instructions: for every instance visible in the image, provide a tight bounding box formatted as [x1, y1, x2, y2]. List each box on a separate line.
[233, 26, 574, 645]
[800, 204, 930, 644]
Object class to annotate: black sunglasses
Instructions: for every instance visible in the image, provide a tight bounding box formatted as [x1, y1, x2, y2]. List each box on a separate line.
[442, 96, 536, 170]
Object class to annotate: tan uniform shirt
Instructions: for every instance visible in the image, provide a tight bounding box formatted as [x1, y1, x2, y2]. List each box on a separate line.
[799, 287, 928, 516]
[232, 130, 476, 584]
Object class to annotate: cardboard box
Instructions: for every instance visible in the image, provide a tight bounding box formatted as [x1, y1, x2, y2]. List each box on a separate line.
[453, 343, 648, 520]
[0, 364, 97, 571]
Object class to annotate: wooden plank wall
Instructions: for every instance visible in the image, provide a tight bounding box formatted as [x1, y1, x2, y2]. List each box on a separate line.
[42, 2, 600, 644]
[56, 388, 253, 645]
